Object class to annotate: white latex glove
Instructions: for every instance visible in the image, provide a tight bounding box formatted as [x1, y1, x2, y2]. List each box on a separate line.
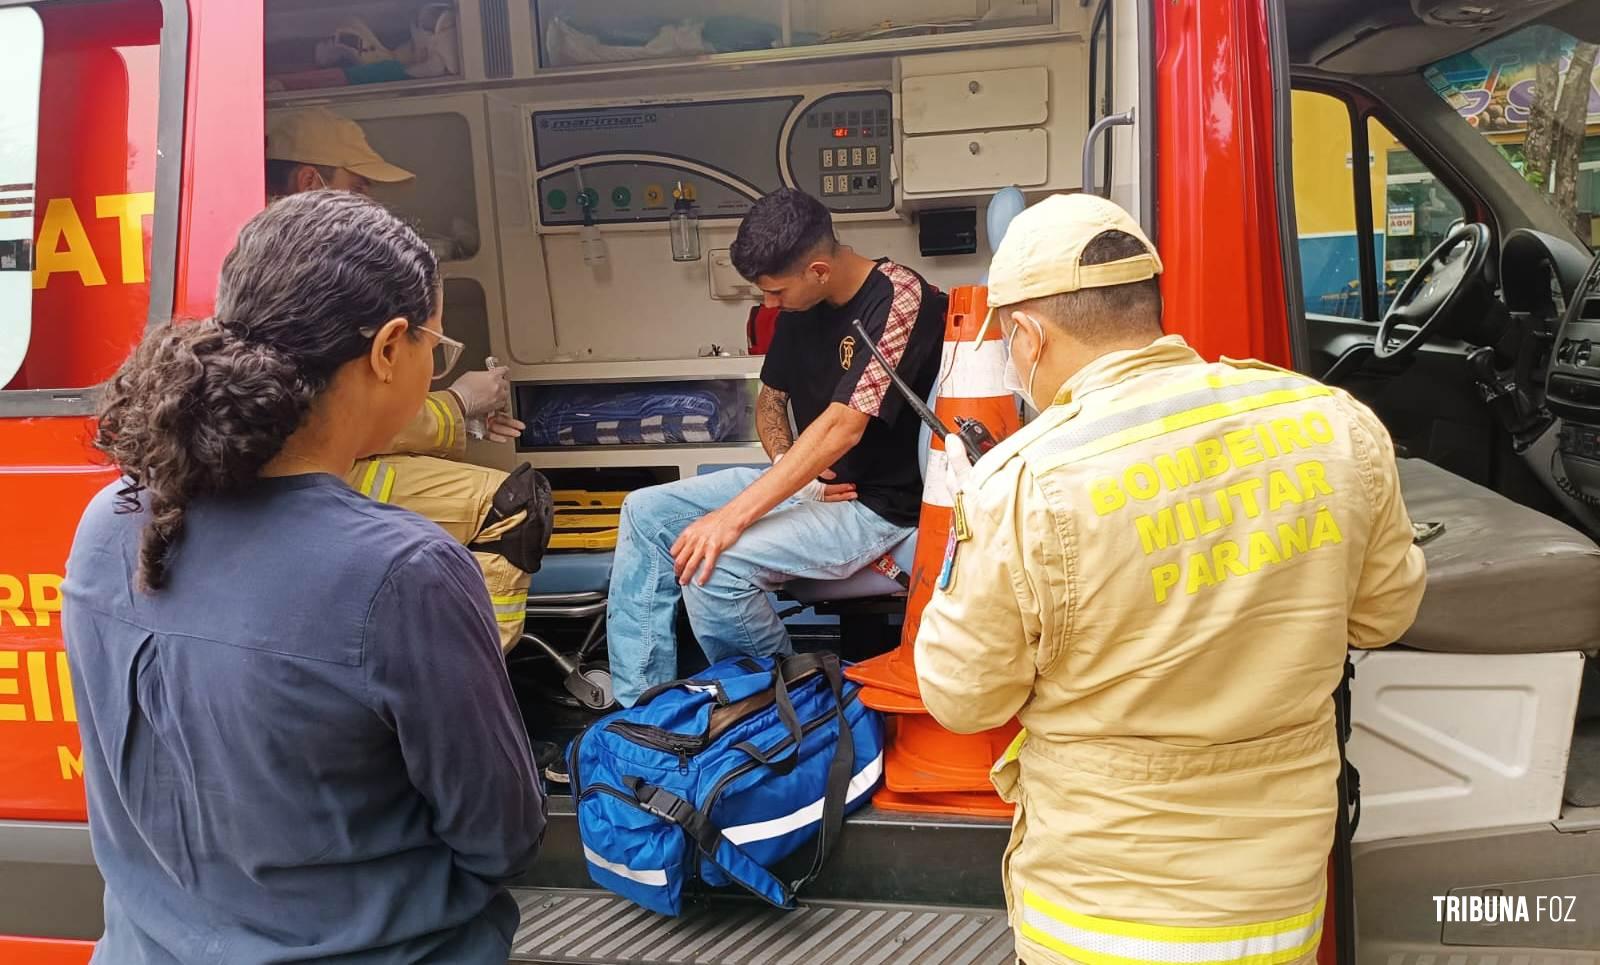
[449, 367, 510, 420]
[483, 411, 526, 445]
[943, 433, 973, 496]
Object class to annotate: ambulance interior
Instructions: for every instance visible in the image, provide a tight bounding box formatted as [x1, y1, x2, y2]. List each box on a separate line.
[260, 0, 1600, 938]
[259, 0, 1130, 769]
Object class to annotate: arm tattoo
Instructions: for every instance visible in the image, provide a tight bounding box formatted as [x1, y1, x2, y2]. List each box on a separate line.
[757, 385, 796, 460]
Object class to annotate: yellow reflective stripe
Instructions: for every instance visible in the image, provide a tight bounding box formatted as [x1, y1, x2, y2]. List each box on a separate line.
[358, 460, 381, 498]
[492, 594, 527, 625]
[1100, 366, 1289, 415]
[1024, 891, 1324, 944]
[376, 464, 397, 504]
[1047, 383, 1332, 467]
[1019, 890, 1325, 965]
[1000, 728, 1028, 765]
[425, 397, 450, 449]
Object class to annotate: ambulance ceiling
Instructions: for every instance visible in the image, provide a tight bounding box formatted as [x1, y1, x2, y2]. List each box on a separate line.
[1285, 0, 1592, 76]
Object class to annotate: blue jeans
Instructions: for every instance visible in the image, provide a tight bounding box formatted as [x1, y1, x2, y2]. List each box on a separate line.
[606, 467, 912, 706]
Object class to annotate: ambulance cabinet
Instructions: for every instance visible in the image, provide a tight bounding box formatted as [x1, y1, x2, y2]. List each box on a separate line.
[532, 0, 1059, 71]
[897, 40, 1087, 203]
[265, 0, 466, 97]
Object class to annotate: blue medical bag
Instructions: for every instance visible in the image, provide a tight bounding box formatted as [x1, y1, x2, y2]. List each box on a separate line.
[567, 653, 884, 916]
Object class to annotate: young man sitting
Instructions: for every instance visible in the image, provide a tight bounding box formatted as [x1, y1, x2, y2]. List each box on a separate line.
[605, 188, 949, 706]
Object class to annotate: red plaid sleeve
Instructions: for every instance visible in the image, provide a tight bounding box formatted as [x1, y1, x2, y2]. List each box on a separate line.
[847, 262, 923, 417]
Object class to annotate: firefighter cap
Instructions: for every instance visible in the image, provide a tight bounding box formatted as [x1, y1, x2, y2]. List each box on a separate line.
[980, 193, 1163, 337]
[266, 108, 414, 185]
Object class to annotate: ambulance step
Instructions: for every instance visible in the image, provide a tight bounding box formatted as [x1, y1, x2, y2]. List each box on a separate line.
[507, 888, 1014, 965]
[513, 797, 1010, 908]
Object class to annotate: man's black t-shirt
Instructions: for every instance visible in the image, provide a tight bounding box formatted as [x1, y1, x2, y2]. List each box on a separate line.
[760, 260, 948, 527]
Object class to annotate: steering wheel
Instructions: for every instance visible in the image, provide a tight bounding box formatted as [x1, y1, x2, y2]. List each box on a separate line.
[1372, 221, 1492, 362]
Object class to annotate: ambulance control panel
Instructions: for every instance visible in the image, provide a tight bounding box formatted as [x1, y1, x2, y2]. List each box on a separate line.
[530, 89, 894, 230]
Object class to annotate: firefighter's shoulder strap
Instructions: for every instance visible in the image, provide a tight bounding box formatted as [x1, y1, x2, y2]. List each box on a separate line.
[469, 462, 555, 575]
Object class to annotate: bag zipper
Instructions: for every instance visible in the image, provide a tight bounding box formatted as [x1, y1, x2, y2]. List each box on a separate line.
[606, 721, 707, 770]
[703, 689, 862, 813]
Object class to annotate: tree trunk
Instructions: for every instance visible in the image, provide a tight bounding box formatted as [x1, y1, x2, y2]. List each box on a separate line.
[1522, 35, 1565, 188]
[1551, 42, 1598, 236]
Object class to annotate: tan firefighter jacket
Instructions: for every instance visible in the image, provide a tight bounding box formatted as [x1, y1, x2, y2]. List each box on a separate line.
[915, 335, 1427, 965]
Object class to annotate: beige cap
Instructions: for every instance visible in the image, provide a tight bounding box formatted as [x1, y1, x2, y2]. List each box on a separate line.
[266, 108, 414, 184]
[981, 193, 1163, 335]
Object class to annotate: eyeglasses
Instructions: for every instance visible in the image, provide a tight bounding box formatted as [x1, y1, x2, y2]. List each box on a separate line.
[359, 324, 465, 380]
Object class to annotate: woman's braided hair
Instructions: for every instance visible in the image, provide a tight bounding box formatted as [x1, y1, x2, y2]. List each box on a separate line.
[94, 190, 439, 590]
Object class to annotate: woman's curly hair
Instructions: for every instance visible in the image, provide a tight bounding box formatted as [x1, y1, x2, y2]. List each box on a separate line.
[94, 190, 439, 591]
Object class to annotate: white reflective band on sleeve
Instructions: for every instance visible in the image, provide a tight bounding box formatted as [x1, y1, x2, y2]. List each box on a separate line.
[922, 449, 954, 508]
[583, 845, 668, 887]
[721, 751, 883, 845]
[1020, 891, 1324, 965]
[939, 340, 1010, 398]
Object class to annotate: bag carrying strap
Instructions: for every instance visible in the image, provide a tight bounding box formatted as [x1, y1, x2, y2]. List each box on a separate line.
[624, 776, 794, 908]
[623, 651, 857, 909]
[772, 652, 855, 896]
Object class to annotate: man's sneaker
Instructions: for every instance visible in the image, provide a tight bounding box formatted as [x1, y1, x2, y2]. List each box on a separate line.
[532, 739, 570, 785]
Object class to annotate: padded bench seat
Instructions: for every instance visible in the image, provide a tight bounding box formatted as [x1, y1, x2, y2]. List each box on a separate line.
[1400, 457, 1600, 654]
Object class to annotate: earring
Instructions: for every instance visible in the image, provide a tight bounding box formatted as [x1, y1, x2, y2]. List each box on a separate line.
[383, 374, 392, 384]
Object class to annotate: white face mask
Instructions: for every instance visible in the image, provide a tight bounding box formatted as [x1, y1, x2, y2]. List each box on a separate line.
[1002, 313, 1046, 410]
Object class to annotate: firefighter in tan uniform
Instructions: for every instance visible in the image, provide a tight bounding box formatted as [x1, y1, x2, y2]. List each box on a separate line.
[914, 194, 1427, 965]
[268, 107, 546, 650]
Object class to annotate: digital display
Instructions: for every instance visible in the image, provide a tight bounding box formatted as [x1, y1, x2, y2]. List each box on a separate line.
[832, 127, 850, 138]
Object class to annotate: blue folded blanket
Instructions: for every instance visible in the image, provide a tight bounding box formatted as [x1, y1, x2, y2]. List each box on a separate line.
[524, 389, 730, 447]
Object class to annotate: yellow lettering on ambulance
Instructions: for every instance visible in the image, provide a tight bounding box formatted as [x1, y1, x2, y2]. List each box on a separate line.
[97, 193, 156, 284]
[58, 652, 77, 723]
[0, 652, 23, 722]
[33, 198, 108, 289]
[28, 573, 62, 628]
[58, 745, 84, 781]
[27, 651, 52, 722]
[0, 574, 30, 628]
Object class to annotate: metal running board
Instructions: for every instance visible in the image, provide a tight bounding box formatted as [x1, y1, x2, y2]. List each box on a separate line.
[508, 888, 1014, 965]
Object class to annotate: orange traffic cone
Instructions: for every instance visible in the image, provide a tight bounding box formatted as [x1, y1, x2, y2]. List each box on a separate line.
[845, 285, 1024, 816]
[847, 285, 1019, 702]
